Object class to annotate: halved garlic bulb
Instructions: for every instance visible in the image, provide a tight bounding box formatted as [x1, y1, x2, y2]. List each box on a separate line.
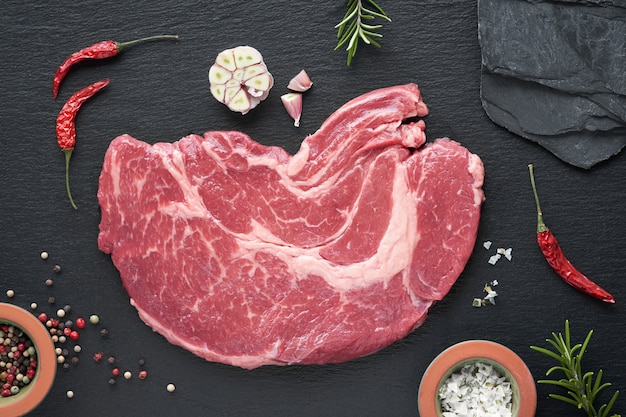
[209, 46, 274, 114]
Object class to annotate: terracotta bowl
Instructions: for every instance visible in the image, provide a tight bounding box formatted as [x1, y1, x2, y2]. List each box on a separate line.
[0, 303, 56, 417]
[418, 340, 536, 417]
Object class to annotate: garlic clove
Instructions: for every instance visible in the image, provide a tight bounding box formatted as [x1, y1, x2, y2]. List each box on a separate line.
[228, 89, 252, 113]
[243, 64, 267, 81]
[281, 93, 302, 127]
[287, 69, 313, 92]
[214, 50, 237, 72]
[233, 46, 263, 68]
[244, 73, 273, 93]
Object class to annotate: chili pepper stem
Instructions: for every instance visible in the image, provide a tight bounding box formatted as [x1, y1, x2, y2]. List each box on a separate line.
[116, 35, 179, 52]
[528, 164, 548, 233]
[63, 148, 77, 210]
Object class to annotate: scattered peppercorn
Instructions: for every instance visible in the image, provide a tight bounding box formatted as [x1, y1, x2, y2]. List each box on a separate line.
[75, 317, 86, 329]
[45, 279, 54, 287]
[73, 345, 82, 353]
[107, 356, 115, 364]
[5, 289, 15, 298]
[138, 370, 147, 380]
[57, 308, 66, 318]
[40, 251, 49, 260]
[108, 378, 116, 386]
[53, 264, 62, 273]
[93, 351, 103, 362]
[111, 368, 120, 377]
[123, 371, 131, 380]
[166, 383, 176, 393]
[48, 296, 56, 304]
[66, 390, 74, 399]
[100, 328, 109, 338]
[69, 331, 79, 341]
[38, 313, 48, 323]
[30, 302, 38, 310]
[89, 315, 100, 325]
[71, 356, 79, 366]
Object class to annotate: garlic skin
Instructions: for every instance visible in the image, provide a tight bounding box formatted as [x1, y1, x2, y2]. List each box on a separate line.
[208, 46, 274, 114]
[281, 93, 303, 127]
[287, 69, 313, 92]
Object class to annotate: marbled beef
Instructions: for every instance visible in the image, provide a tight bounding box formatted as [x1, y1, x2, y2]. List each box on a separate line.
[97, 84, 484, 369]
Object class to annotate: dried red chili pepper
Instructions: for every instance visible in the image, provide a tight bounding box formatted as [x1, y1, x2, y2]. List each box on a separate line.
[56, 79, 110, 209]
[528, 164, 615, 303]
[52, 34, 178, 99]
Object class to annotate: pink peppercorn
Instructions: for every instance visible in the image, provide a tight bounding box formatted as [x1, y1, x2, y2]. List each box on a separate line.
[75, 317, 86, 329]
[37, 313, 47, 323]
[111, 368, 120, 377]
[138, 370, 147, 380]
[69, 330, 79, 341]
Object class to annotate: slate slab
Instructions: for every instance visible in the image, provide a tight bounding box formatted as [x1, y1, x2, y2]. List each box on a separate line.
[478, 0, 626, 169]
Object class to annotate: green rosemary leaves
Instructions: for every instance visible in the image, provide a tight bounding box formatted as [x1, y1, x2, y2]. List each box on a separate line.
[335, 0, 391, 66]
[531, 320, 620, 417]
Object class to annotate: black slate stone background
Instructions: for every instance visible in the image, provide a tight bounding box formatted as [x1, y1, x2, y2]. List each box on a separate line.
[1, 1, 625, 416]
[478, 0, 626, 169]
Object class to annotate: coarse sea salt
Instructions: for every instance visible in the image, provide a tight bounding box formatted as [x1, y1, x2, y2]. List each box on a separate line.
[439, 361, 513, 417]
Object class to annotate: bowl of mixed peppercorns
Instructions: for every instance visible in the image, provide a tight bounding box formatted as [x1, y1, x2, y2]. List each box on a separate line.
[417, 340, 536, 417]
[0, 302, 56, 417]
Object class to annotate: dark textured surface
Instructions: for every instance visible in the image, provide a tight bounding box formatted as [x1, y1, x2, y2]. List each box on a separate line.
[1, 1, 625, 416]
[478, 0, 626, 169]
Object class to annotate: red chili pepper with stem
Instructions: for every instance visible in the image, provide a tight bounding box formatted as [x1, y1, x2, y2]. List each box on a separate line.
[528, 164, 615, 303]
[56, 79, 109, 209]
[52, 34, 178, 99]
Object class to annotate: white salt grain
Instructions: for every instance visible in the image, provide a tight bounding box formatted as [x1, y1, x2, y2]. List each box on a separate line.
[439, 361, 513, 417]
[488, 254, 501, 265]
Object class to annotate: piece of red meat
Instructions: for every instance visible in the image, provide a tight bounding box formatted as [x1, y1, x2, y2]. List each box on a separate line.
[97, 84, 484, 369]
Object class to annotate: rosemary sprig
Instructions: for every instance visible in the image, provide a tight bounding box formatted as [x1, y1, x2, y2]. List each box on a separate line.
[334, 0, 391, 66]
[530, 320, 620, 417]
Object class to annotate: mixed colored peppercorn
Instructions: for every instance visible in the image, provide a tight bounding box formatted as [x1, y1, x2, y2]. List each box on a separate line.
[0, 324, 38, 398]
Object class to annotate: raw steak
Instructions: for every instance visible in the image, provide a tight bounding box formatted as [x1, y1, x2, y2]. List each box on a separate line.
[97, 84, 485, 369]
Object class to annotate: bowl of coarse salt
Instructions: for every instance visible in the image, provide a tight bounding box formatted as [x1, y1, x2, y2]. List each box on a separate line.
[417, 340, 536, 417]
[0, 303, 56, 417]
